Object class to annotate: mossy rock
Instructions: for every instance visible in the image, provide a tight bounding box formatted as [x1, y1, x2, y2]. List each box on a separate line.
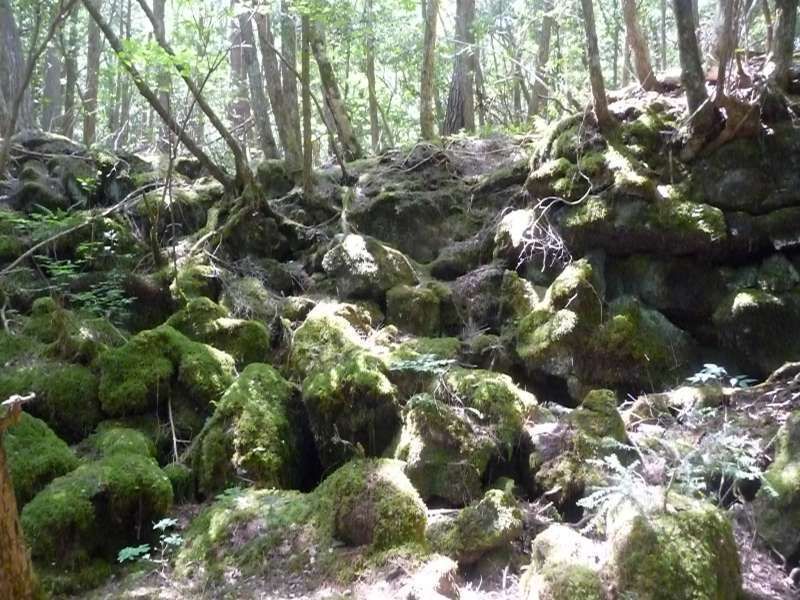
[394, 394, 496, 506]
[611, 502, 742, 600]
[0, 362, 102, 443]
[315, 458, 427, 550]
[753, 411, 800, 558]
[192, 364, 309, 497]
[428, 489, 523, 565]
[386, 284, 441, 336]
[166, 297, 270, 367]
[569, 389, 626, 443]
[322, 234, 418, 302]
[4, 412, 79, 506]
[22, 451, 172, 566]
[163, 462, 194, 504]
[220, 275, 286, 322]
[97, 325, 235, 417]
[170, 261, 221, 302]
[712, 288, 800, 377]
[82, 424, 156, 459]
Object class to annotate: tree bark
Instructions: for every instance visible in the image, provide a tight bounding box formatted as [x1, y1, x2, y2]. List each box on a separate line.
[531, 0, 554, 116]
[301, 14, 313, 196]
[622, 0, 658, 89]
[308, 21, 363, 161]
[661, 0, 668, 69]
[443, 0, 476, 135]
[80, 0, 233, 188]
[0, 404, 36, 600]
[763, 0, 774, 51]
[767, 0, 798, 89]
[40, 44, 64, 131]
[60, 12, 79, 139]
[673, 0, 716, 131]
[0, 0, 33, 133]
[581, 0, 615, 131]
[715, 0, 736, 96]
[239, 13, 279, 160]
[229, 3, 251, 153]
[152, 0, 172, 151]
[255, 12, 302, 175]
[84, 1, 101, 145]
[420, 0, 440, 139]
[364, 0, 380, 152]
[281, 0, 302, 148]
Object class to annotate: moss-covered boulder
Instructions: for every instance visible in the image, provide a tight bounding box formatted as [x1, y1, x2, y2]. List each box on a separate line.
[386, 284, 441, 336]
[569, 389, 627, 442]
[493, 208, 537, 265]
[166, 297, 270, 366]
[21, 447, 172, 567]
[520, 524, 606, 600]
[288, 305, 399, 469]
[0, 361, 102, 443]
[394, 394, 497, 506]
[170, 260, 221, 302]
[97, 325, 235, 417]
[316, 458, 427, 550]
[427, 489, 523, 565]
[82, 424, 156, 459]
[4, 412, 79, 506]
[192, 364, 313, 497]
[451, 264, 507, 332]
[753, 411, 800, 558]
[322, 234, 418, 301]
[220, 275, 286, 322]
[712, 288, 800, 377]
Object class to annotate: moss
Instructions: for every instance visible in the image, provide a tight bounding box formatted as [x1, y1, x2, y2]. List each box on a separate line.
[0, 233, 23, 261]
[500, 270, 538, 322]
[394, 393, 495, 505]
[5, 412, 79, 506]
[570, 389, 626, 442]
[652, 199, 727, 242]
[163, 463, 194, 504]
[37, 559, 113, 597]
[0, 330, 44, 364]
[527, 564, 606, 599]
[192, 363, 302, 496]
[386, 284, 441, 336]
[390, 337, 461, 361]
[605, 146, 657, 200]
[428, 489, 523, 564]
[0, 362, 101, 443]
[170, 260, 219, 302]
[315, 458, 427, 550]
[612, 503, 742, 599]
[22, 451, 172, 566]
[287, 308, 365, 380]
[97, 325, 235, 417]
[532, 157, 573, 180]
[444, 367, 537, 448]
[84, 425, 156, 459]
[166, 297, 270, 367]
[577, 151, 607, 177]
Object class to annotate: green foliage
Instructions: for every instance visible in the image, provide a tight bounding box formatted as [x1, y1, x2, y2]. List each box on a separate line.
[686, 363, 757, 388]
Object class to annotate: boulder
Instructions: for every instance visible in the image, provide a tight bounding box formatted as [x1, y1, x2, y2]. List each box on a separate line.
[192, 364, 314, 497]
[322, 234, 418, 301]
[427, 489, 523, 565]
[386, 284, 441, 336]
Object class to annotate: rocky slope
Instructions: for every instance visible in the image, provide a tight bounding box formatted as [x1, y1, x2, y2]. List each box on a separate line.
[2, 90, 800, 599]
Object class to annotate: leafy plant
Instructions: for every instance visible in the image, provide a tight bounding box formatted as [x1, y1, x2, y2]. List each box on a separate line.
[117, 518, 183, 567]
[686, 363, 757, 388]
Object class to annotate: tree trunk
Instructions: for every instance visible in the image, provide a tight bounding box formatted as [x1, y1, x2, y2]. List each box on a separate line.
[622, 0, 658, 89]
[61, 12, 79, 138]
[239, 13, 279, 160]
[673, 0, 716, 131]
[661, 0, 668, 69]
[364, 0, 380, 152]
[301, 14, 313, 196]
[0, 0, 33, 133]
[531, 1, 554, 116]
[763, 0, 774, 51]
[84, 1, 101, 145]
[308, 21, 363, 161]
[281, 0, 302, 148]
[255, 12, 302, 175]
[420, 0, 440, 139]
[40, 44, 64, 131]
[715, 0, 736, 96]
[443, 0, 476, 135]
[0, 405, 37, 600]
[767, 0, 798, 88]
[152, 0, 171, 151]
[117, 0, 132, 146]
[581, 0, 615, 131]
[229, 3, 251, 153]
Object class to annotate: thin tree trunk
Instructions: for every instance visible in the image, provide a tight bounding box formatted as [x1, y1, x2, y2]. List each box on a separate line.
[763, 0, 774, 51]
[308, 21, 363, 161]
[0, 0, 33, 132]
[443, 0, 476, 135]
[364, 0, 380, 152]
[531, 1, 553, 116]
[661, 0, 668, 69]
[301, 14, 313, 196]
[581, 0, 615, 131]
[117, 0, 132, 146]
[622, 0, 658, 89]
[152, 0, 171, 151]
[60, 12, 79, 138]
[0, 404, 37, 600]
[715, 0, 737, 96]
[420, 0, 440, 139]
[673, 0, 716, 132]
[229, 3, 251, 153]
[281, 1, 302, 150]
[40, 44, 64, 131]
[84, 1, 102, 145]
[80, 0, 233, 187]
[255, 12, 302, 174]
[767, 0, 798, 88]
[239, 13, 279, 160]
